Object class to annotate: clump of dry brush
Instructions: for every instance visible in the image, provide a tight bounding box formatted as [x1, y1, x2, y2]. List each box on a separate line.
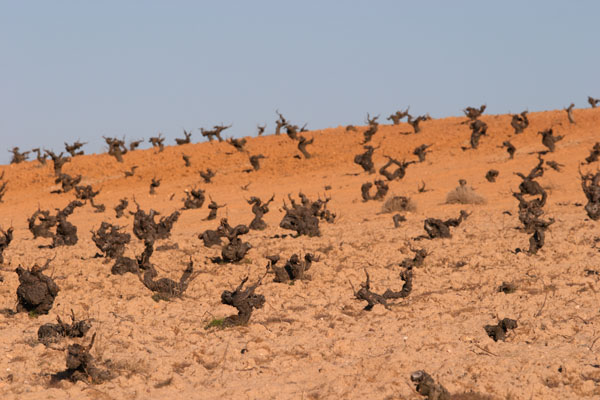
[445, 179, 486, 205]
[381, 195, 416, 214]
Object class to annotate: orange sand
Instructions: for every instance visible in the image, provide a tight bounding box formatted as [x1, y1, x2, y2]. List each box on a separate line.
[0, 108, 599, 399]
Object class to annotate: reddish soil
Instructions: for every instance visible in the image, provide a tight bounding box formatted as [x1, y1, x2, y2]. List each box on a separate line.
[1, 108, 600, 399]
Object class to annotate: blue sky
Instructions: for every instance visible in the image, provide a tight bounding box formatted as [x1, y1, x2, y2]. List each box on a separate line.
[1, 1, 599, 163]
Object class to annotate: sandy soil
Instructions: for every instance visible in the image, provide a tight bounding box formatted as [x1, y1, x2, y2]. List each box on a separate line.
[0, 108, 599, 399]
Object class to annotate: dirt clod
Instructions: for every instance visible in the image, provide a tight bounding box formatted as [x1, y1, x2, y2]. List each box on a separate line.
[498, 282, 516, 294]
[485, 170, 499, 182]
[484, 318, 518, 342]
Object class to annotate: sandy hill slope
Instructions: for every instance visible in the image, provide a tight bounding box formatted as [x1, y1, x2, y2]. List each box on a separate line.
[0, 108, 599, 399]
